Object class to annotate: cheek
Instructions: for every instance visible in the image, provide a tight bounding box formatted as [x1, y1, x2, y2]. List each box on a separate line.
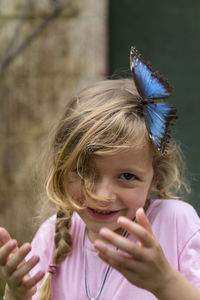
[123, 189, 148, 210]
[68, 181, 83, 200]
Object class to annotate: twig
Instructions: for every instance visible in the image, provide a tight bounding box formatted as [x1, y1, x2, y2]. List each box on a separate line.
[0, 1, 71, 78]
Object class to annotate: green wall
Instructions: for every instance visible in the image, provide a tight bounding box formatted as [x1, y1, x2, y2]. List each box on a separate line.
[109, 0, 200, 214]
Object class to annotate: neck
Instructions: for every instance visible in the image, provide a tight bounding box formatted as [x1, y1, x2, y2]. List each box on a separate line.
[86, 226, 126, 244]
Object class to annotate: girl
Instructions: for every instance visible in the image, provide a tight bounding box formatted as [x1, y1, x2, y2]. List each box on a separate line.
[1, 47, 200, 300]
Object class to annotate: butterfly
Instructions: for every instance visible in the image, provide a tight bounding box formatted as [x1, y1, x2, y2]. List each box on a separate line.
[130, 46, 177, 154]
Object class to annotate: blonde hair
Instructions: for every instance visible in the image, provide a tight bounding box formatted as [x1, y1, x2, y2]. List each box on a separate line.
[39, 79, 189, 299]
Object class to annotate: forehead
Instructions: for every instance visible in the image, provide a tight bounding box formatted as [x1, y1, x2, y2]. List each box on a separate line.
[93, 144, 153, 171]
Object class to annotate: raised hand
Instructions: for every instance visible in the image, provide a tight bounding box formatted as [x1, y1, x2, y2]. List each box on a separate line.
[94, 208, 175, 296]
[0, 227, 44, 300]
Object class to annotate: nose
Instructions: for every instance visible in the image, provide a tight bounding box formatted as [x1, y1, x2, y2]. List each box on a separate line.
[95, 177, 116, 202]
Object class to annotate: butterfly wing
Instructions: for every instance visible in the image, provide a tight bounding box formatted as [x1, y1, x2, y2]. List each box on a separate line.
[130, 47, 173, 100]
[143, 102, 177, 153]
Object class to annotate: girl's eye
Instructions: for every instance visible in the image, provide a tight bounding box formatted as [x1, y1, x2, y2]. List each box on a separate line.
[119, 173, 137, 181]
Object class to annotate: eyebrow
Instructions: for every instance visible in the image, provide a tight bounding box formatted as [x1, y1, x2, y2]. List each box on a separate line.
[117, 167, 147, 175]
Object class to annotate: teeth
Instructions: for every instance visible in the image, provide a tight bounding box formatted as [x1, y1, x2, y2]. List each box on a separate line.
[93, 209, 111, 215]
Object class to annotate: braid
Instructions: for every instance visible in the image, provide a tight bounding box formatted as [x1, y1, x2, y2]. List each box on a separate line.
[54, 210, 73, 263]
[39, 210, 73, 300]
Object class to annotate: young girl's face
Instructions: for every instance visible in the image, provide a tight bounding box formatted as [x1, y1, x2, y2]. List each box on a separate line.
[68, 144, 154, 243]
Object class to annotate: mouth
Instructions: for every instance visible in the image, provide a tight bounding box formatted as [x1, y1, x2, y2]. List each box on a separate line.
[87, 207, 121, 220]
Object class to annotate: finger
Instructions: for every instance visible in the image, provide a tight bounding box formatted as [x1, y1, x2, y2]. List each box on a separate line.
[136, 208, 153, 234]
[5, 243, 31, 276]
[95, 239, 143, 272]
[10, 255, 40, 286]
[98, 228, 146, 260]
[7, 271, 45, 297]
[0, 227, 12, 246]
[95, 239, 130, 265]
[117, 216, 155, 248]
[0, 239, 18, 265]
[98, 249, 124, 270]
[22, 270, 45, 289]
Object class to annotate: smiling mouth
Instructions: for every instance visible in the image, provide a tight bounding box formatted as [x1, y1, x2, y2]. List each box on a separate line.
[87, 207, 121, 219]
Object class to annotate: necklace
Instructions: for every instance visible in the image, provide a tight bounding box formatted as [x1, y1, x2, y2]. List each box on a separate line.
[83, 219, 135, 300]
[83, 228, 111, 300]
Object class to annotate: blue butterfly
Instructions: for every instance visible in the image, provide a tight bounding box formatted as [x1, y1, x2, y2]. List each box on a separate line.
[130, 46, 177, 154]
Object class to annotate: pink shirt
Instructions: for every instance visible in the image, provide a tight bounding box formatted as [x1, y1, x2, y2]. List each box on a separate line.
[29, 199, 200, 299]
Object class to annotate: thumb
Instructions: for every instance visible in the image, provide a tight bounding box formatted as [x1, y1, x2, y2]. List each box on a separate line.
[136, 208, 153, 234]
[0, 227, 12, 246]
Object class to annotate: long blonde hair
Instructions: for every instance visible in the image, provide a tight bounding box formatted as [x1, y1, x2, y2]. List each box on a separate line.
[39, 79, 189, 299]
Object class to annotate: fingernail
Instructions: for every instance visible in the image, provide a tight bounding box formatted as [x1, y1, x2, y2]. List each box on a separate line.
[38, 270, 45, 278]
[94, 240, 105, 250]
[118, 216, 128, 224]
[99, 228, 109, 237]
[21, 243, 31, 252]
[31, 255, 40, 263]
[8, 239, 17, 247]
[137, 207, 144, 213]
[94, 240, 101, 248]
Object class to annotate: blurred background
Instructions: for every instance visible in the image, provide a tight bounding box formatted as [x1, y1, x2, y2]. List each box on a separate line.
[109, 0, 200, 213]
[0, 1, 200, 292]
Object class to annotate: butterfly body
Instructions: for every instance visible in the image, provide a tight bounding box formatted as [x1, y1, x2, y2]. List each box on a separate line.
[130, 46, 177, 154]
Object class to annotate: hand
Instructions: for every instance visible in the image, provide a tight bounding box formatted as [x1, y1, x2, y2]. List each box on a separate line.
[0, 227, 45, 300]
[94, 208, 175, 296]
